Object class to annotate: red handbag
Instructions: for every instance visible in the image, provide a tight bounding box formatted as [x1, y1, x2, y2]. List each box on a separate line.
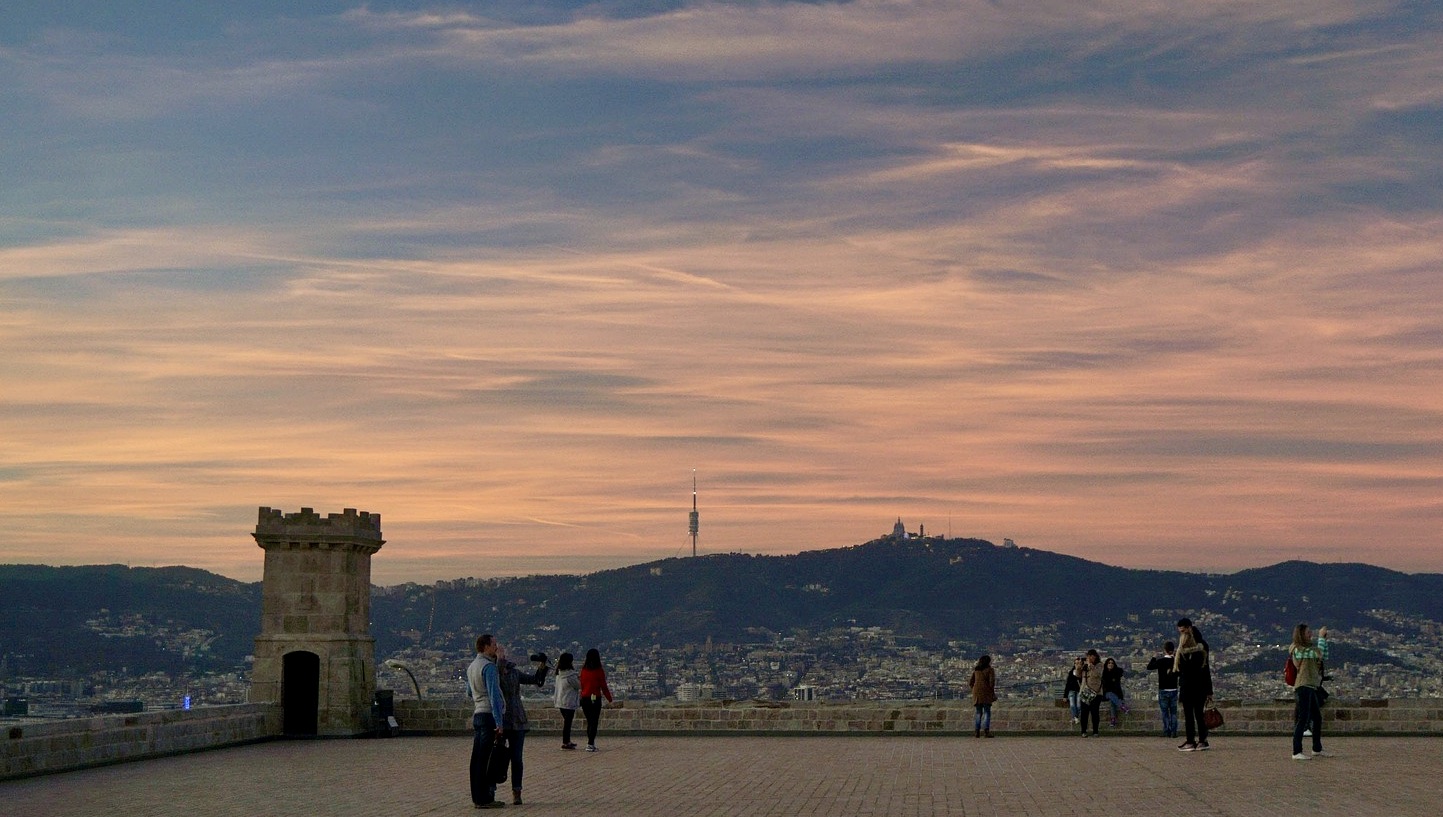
[1284, 655, 1298, 686]
[1202, 700, 1224, 730]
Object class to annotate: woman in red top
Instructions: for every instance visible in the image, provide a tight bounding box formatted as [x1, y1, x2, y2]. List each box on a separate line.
[578, 648, 613, 752]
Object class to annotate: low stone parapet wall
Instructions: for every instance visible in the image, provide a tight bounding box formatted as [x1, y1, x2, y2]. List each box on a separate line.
[1, 703, 281, 780]
[395, 697, 1443, 736]
[6, 697, 1436, 780]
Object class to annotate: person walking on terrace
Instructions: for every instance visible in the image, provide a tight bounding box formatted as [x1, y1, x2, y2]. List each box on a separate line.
[467, 633, 506, 809]
[1146, 640, 1180, 738]
[1078, 649, 1104, 737]
[968, 654, 998, 737]
[1174, 618, 1213, 752]
[553, 652, 580, 751]
[1289, 623, 1331, 760]
[579, 648, 613, 752]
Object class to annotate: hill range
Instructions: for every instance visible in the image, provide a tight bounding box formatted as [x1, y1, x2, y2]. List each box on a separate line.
[2, 536, 1439, 678]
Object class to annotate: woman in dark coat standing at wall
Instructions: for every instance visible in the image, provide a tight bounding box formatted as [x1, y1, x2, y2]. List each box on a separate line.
[1064, 656, 1084, 726]
[968, 654, 998, 738]
[1101, 657, 1129, 726]
[1174, 617, 1213, 751]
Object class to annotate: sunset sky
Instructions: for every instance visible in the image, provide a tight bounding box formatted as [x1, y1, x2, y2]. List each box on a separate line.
[3, 1, 1441, 584]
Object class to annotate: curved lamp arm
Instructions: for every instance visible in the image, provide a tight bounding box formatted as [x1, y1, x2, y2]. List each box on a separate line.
[384, 658, 422, 699]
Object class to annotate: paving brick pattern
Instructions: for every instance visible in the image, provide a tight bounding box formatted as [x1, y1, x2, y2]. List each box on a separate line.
[3, 735, 1438, 817]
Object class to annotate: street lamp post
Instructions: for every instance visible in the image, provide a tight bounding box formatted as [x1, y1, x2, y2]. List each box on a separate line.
[385, 658, 422, 699]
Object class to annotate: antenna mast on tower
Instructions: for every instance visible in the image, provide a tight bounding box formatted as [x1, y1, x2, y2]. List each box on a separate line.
[688, 469, 700, 557]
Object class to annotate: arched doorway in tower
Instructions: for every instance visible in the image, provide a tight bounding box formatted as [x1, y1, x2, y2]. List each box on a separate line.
[281, 651, 320, 735]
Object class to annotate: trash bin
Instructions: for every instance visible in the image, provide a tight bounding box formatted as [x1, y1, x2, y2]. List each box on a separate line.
[372, 689, 398, 737]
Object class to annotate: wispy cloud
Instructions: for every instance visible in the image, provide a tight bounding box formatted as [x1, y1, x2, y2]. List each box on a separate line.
[2, 1, 1442, 580]
[344, 0, 1399, 79]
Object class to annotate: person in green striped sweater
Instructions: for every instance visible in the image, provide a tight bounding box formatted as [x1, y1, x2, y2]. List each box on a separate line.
[1289, 623, 1331, 760]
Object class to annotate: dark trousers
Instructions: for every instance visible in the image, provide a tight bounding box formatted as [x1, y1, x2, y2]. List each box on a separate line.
[1181, 694, 1209, 744]
[559, 708, 576, 745]
[580, 696, 603, 745]
[470, 712, 498, 805]
[503, 729, 526, 790]
[1080, 696, 1102, 734]
[1293, 686, 1323, 755]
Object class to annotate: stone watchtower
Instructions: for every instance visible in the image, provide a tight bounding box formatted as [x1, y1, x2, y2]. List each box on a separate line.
[249, 506, 384, 736]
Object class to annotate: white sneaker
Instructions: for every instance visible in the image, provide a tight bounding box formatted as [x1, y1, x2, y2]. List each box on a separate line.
[1292, 753, 1308, 760]
[585, 745, 597, 753]
[1311, 750, 1328, 757]
[1303, 729, 1312, 736]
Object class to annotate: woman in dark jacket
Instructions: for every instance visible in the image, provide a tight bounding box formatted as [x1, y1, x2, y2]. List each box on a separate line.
[1101, 657, 1129, 726]
[968, 654, 998, 738]
[497, 646, 549, 805]
[1173, 618, 1213, 752]
[1063, 656, 1084, 726]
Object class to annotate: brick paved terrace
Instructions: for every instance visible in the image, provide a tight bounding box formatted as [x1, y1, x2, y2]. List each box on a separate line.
[4, 734, 1440, 817]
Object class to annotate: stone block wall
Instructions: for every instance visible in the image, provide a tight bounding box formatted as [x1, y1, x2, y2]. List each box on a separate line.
[7, 697, 1439, 781]
[394, 696, 1443, 736]
[1, 704, 281, 780]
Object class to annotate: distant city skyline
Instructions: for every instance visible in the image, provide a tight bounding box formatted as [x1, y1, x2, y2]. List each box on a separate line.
[3, 2, 1441, 583]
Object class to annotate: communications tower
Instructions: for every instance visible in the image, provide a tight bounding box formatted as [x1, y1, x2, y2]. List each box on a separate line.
[688, 470, 699, 557]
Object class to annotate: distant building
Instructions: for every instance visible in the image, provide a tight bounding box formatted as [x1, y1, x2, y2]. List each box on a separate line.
[1003, 538, 1017, 548]
[23, 679, 85, 697]
[792, 684, 817, 702]
[889, 518, 933, 539]
[93, 700, 144, 714]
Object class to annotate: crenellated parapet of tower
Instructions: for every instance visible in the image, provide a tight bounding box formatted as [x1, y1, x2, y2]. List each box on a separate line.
[253, 506, 384, 553]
